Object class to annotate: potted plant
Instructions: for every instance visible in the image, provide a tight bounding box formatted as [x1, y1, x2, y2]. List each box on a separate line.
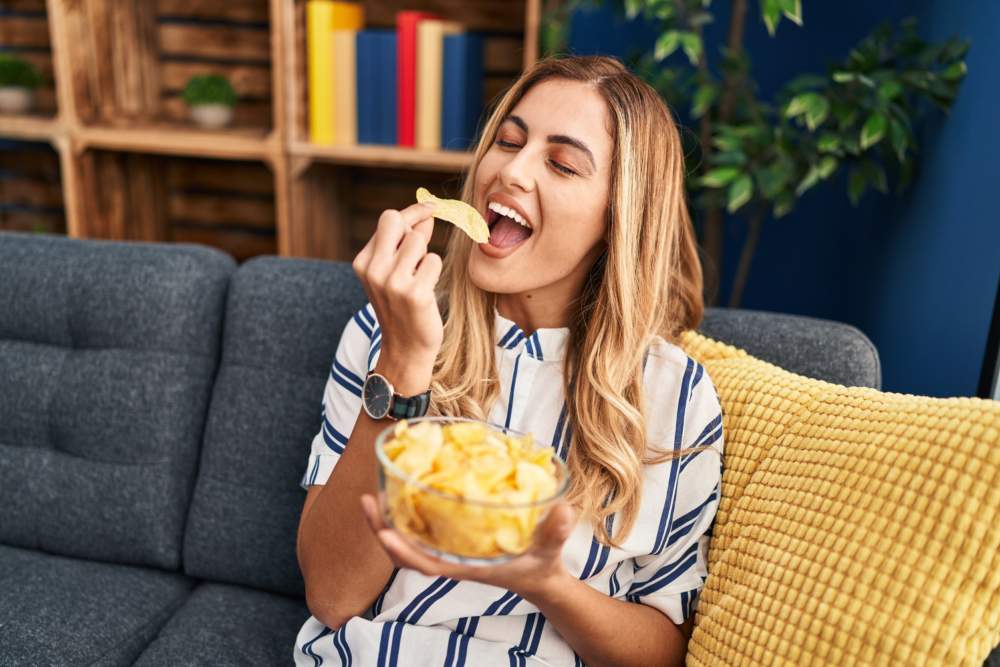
[182, 74, 238, 129]
[0, 53, 43, 114]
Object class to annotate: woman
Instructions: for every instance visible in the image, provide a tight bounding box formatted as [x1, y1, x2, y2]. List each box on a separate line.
[295, 54, 724, 667]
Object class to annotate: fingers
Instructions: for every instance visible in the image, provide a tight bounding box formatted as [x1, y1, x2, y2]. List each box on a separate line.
[413, 252, 443, 292]
[532, 502, 577, 555]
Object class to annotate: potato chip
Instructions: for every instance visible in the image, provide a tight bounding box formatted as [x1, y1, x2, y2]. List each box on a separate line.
[415, 187, 490, 244]
[380, 419, 564, 560]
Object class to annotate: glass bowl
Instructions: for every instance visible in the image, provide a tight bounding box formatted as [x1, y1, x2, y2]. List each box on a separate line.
[374, 416, 570, 565]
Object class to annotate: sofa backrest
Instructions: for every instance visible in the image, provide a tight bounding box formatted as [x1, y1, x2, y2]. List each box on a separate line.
[182, 257, 365, 596]
[0, 233, 233, 570]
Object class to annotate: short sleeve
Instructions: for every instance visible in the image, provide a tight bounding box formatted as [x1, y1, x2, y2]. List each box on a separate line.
[627, 359, 724, 624]
[300, 303, 381, 489]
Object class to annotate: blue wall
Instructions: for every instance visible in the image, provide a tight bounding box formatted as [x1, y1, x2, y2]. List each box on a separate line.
[569, 1, 999, 397]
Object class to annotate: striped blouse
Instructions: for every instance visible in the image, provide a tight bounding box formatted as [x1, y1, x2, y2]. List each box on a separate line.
[295, 303, 724, 667]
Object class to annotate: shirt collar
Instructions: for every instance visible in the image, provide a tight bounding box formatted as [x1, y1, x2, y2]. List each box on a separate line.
[494, 308, 570, 362]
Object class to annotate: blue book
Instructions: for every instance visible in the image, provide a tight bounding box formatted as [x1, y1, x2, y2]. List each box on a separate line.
[441, 32, 483, 151]
[376, 31, 397, 145]
[356, 31, 379, 145]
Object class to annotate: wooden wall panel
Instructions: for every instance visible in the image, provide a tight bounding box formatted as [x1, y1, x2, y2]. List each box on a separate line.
[0, 3, 58, 115]
[0, 141, 65, 234]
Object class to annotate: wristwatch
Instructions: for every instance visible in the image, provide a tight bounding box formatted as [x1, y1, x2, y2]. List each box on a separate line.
[362, 371, 431, 421]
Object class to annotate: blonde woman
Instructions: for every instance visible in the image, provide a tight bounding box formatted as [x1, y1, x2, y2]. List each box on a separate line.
[295, 54, 724, 667]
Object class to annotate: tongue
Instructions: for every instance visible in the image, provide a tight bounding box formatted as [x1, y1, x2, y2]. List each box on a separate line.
[489, 217, 531, 248]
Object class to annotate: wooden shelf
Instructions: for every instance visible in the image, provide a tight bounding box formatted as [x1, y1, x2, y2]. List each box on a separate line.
[290, 141, 473, 173]
[0, 115, 61, 143]
[0, 0, 540, 261]
[77, 125, 276, 162]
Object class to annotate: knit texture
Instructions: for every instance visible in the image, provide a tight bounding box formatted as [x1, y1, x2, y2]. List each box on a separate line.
[680, 331, 1000, 666]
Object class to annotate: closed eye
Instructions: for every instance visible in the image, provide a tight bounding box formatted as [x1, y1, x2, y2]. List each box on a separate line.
[495, 140, 577, 176]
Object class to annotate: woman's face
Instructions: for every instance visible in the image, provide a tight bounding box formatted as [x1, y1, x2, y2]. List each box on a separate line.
[470, 78, 613, 306]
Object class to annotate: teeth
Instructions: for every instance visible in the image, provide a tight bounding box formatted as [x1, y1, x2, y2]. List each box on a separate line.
[488, 201, 530, 228]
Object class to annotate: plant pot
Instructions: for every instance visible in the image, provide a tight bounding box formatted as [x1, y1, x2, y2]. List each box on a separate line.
[0, 87, 34, 114]
[189, 103, 234, 129]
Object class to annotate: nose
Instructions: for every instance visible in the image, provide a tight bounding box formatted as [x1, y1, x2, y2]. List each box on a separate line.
[498, 145, 535, 193]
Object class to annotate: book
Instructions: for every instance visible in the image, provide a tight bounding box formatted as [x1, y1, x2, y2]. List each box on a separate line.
[333, 29, 357, 145]
[377, 31, 398, 145]
[306, 1, 363, 145]
[396, 10, 438, 148]
[357, 30, 397, 145]
[442, 32, 484, 151]
[415, 19, 463, 150]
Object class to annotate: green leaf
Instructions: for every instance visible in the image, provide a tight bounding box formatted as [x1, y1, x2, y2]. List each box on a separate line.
[712, 134, 742, 152]
[860, 113, 887, 150]
[654, 31, 681, 61]
[785, 92, 814, 118]
[701, 166, 743, 188]
[832, 71, 856, 83]
[847, 166, 867, 205]
[691, 83, 717, 118]
[712, 150, 747, 166]
[889, 118, 908, 161]
[756, 160, 794, 198]
[796, 166, 821, 195]
[679, 32, 703, 65]
[942, 61, 967, 80]
[877, 80, 904, 104]
[727, 175, 754, 213]
[780, 0, 802, 25]
[761, 0, 782, 36]
[817, 133, 841, 153]
[624, 0, 643, 20]
[773, 193, 795, 218]
[817, 156, 838, 179]
[805, 95, 830, 131]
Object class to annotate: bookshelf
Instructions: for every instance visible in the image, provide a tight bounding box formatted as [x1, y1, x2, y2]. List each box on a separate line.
[0, 0, 541, 261]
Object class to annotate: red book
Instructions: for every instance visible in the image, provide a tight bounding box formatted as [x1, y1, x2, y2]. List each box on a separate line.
[396, 10, 439, 147]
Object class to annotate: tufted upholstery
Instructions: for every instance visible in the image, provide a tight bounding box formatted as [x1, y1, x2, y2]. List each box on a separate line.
[181, 256, 367, 596]
[0, 233, 233, 569]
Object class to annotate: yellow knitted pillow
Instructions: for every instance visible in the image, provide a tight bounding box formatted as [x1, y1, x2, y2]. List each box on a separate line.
[680, 331, 1000, 666]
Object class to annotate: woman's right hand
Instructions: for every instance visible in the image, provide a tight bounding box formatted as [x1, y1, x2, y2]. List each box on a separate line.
[351, 202, 443, 392]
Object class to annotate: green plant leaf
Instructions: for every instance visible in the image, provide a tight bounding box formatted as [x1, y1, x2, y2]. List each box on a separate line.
[942, 61, 967, 80]
[785, 92, 814, 118]
[654, 31, 681, 61]
[817, 156, 838, 179]
[691, 83, 718, 118]
[679, 32, 703, 65]
[727, 175, 754, 213]
[624, 0, 643, 20]
[847, 166, 867, 205]
[773, 192, 795, 218]
[796, 166, 821, 195]
[860, 112, 887, 149]
[701, 166, 743, 188]
[817, 133, 842, 153]
[712, 150, 748, 166]
[780, 0, 802, 25]
[712, 134, 742, 152]
[805, 95, 830, 130]
[878, 80, 904, 104]
[762, 0, 782, 36]
[832, 71, 856, 83]
[889, 118, 908, 161]
[756, 160, 794, 198]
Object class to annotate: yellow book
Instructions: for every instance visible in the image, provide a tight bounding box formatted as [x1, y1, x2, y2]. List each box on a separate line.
[333, 30, 357, 145]
[415, 19, 464, 150]
[307, 1, 335, 144]
[307, 1, 363, 145]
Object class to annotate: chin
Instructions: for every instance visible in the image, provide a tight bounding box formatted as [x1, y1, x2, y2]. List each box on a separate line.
[467, 251, 525, 294]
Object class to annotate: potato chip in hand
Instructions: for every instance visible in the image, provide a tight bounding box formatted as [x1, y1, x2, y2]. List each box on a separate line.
[415, 187, 490, 243]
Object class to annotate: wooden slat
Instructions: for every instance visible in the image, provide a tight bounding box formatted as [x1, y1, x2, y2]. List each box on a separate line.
[124, 154, 168, 241]
[0, 145, 60, 178]
[168, 192, 274, 230]
[3, 0, 48, 12]
[0, 176, 62, 208]
[483, 36, 523, 73]
[170, 225, 276, 262]
[364, 0, 526, 33]
[7, 50, 53, 78]
[159, 23, 270, 62]
[159, 95, 271, 129]
[161, 61, 271, 97]
[166, 159, 273, 194]
[0, 16, 50, 48]
[156, 0, 269, 24]
[0, 210, 65, 234]
[484, 75, 514, 110]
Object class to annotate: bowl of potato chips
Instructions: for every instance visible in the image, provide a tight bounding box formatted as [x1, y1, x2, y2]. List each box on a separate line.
[374, 417, 570, 564]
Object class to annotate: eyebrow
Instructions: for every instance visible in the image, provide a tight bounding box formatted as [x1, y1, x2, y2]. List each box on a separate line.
[503, 115, 597, 171]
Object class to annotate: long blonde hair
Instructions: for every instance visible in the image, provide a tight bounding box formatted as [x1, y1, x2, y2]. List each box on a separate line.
[429, 55, 710, 547]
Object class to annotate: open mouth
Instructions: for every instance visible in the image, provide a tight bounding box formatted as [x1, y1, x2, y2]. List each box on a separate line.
[486, 207, 534, 249]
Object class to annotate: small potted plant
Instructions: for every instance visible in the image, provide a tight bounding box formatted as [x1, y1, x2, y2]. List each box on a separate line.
[0, 53, 43, 114]
[182, 74, 237, 129]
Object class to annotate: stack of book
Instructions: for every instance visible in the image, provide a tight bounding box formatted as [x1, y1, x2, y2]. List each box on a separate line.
[307, 1, 484, 151]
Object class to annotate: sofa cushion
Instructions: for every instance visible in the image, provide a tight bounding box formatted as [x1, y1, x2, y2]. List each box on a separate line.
[183, 257, 366, 596]
[700, 307, 882, 389]
[0, 544, 194, 666]
[133, 583, 309, 666]
[679, 332, 1000, 666]
[0, 233, 234, 570]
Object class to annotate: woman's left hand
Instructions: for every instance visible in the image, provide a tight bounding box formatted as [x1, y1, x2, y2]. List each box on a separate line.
[360, 493, 577, 599]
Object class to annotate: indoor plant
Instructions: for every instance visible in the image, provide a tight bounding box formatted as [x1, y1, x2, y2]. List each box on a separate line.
[0, 53, 43, 114]
[182, 74, 238, 129]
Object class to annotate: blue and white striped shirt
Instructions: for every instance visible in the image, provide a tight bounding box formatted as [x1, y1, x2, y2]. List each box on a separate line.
[296, 303, 724, 667]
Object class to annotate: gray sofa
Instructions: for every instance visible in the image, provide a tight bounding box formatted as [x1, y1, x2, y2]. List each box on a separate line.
[0, 232, 883, 666]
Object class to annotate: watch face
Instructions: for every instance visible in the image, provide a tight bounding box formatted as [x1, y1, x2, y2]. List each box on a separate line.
[364, 373, 392, 418]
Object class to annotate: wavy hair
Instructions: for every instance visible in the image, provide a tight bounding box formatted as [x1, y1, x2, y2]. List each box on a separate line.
[428, 55, 714, 547]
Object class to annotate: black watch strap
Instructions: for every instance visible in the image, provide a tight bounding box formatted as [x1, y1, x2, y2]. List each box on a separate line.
[389, 390, 431, 420]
